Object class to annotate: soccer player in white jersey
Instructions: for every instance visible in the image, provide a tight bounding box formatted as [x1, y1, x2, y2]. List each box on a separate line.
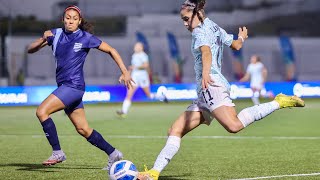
[240, 55, 267, 105]
[117, 42, 151, 117]
[138, 0, 305, 179]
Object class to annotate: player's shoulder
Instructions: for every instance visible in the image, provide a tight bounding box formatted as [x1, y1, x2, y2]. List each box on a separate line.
[193, 18, 219, 36]
[50, 28, 63, 35]
[141, 52, 148, 57]
[257, 62, 264, 67]
[82, 30, 94, 37]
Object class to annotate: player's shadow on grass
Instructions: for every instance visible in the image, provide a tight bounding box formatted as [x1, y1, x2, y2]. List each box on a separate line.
[158, 174, 191, 180]
[0, 163, 100, 172]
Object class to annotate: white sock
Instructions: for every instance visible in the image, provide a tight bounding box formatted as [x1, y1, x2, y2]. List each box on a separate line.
[251, 96, 260, 105]
[238, 101, 280, 127]
[152, 136, 181, 172]
[122, 100, 131, 114]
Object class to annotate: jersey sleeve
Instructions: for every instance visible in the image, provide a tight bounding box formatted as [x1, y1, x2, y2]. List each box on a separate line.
[88, 35, 102, 49]
[246, 64, 253, 74]
[219, 27, 233, 47]
[193, 28, 211, 50]
[141, 53, 149, 63]
[46, 28, 57, 46]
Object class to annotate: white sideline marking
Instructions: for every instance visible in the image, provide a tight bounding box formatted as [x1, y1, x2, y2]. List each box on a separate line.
[1, 135, 320, 140]
[230, 172, 320, 180]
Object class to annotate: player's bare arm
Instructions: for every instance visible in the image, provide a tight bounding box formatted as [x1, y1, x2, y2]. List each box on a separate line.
[231, 26, 248, 50]
[98, 41, 134, 89]
[200, 45, 214, 90]
[27, 30, 53, 53]
[240, 73, 250, 82]
[262, 66, 268, 83]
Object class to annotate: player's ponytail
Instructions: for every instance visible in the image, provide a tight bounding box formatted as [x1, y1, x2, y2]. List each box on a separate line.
[181, 0, 206, 23]
[79, 19, 94, 34]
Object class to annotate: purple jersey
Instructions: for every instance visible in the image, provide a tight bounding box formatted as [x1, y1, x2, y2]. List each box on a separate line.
[47, 28, 102, 90]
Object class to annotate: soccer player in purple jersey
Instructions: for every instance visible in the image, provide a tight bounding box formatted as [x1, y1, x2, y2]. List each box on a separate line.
[27, 5, 133, 170]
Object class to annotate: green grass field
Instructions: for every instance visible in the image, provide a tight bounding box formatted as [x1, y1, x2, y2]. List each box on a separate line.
[0, 99, 320, 180]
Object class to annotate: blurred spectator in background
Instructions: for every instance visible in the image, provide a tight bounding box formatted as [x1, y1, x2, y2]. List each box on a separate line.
[167, 32, 185, 83]
[279, 34, 296, 82]
[231, 35, 245, 81]
[16, 68, 25, 86]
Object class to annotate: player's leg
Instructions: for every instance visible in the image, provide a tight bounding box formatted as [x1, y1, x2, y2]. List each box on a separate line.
[140, 74, 151, 98]
[140, 110, 205, 180]
[251, 87, 260, 105]
[204, 82, 305, 133]
[68, 107, 123, 171]
[142, 86, 151, 99]
[212, 94, 305, 133]
[117, 85, 138, 117]
[37, 88, 67, 165]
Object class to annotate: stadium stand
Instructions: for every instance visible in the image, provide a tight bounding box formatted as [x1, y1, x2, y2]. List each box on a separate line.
[2, 0, 320, 86]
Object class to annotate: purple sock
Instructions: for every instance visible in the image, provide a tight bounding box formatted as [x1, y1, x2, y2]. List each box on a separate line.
[87, 130, 115, 155]
[41, 118, 61, 151]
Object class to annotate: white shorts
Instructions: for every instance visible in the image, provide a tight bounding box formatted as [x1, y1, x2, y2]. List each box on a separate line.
[250, 82, 264, 90]
[186, 83, 235, 125]
[132, 74, 150, 88]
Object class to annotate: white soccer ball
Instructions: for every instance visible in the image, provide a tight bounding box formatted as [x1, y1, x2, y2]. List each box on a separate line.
[109, 160, 138, 180]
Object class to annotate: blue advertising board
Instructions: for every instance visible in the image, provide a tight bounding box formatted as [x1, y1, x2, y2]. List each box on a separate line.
[0, 82, 319, 106]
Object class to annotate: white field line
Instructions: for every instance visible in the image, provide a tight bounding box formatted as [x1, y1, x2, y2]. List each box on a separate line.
[0, 135, 320, 140]
[230, 172, 320, 180]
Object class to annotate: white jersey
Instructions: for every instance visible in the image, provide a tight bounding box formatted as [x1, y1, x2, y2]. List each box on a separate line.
[131, 52, 149, 77]
[191, 18, 233, 93]
[247, 62, 264, 88]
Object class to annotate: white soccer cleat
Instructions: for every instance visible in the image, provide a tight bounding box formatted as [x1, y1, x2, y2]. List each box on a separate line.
[42, 150, 66, 166]
[102, 149, 123, 171]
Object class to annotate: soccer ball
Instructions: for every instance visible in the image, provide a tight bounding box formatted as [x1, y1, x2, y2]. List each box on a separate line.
[109, 160, 138, 180]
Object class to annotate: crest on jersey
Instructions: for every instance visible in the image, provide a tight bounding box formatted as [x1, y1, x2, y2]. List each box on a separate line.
[73, 43, 83, 52]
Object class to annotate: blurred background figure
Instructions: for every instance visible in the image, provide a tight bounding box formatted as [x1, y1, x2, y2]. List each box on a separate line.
[279, 34, 296, 82]
[167, 32, 185, 83]
[117, 42, 151, 118]
[240, 55, 267, 105]
[231, 35, 245, 81]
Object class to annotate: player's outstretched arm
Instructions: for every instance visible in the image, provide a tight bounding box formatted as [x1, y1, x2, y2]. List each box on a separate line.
[98, 41, 134, 89]
[231, 26, 248, 51]
[239, 72, 250, 82]
[262, 66, 268, 83]
[27, 30, 52, 54]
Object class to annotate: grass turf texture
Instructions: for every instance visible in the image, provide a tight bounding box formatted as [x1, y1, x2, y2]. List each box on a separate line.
[0, 99, 319, 180]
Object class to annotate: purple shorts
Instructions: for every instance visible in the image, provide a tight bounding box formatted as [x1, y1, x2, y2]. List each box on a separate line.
[52, 85, 85, 114]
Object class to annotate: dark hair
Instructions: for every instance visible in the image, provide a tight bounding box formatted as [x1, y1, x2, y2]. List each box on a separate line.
[63, 5, 94, 34]
[79, 19, 94, 34]
[181, 0, 206, 23]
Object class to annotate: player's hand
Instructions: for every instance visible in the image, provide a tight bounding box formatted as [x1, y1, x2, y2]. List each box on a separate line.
[119, 71, 135, 89]
[201, 73, 214, 90]
[238, 26, 248, 41]
[43, 30, 54, 41]
[128, 65, 134, 71]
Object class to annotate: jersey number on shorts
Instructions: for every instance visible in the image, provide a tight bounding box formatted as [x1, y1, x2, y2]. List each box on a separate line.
[202, 89, 214, 106]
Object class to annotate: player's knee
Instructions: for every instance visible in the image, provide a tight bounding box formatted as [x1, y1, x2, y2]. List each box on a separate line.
[76, 127, 91, 137]
[167, 127, 172, 136]
[224, 121, 243, 134]
[36, 107, 47, 120]
[168, 127, 183, 136]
